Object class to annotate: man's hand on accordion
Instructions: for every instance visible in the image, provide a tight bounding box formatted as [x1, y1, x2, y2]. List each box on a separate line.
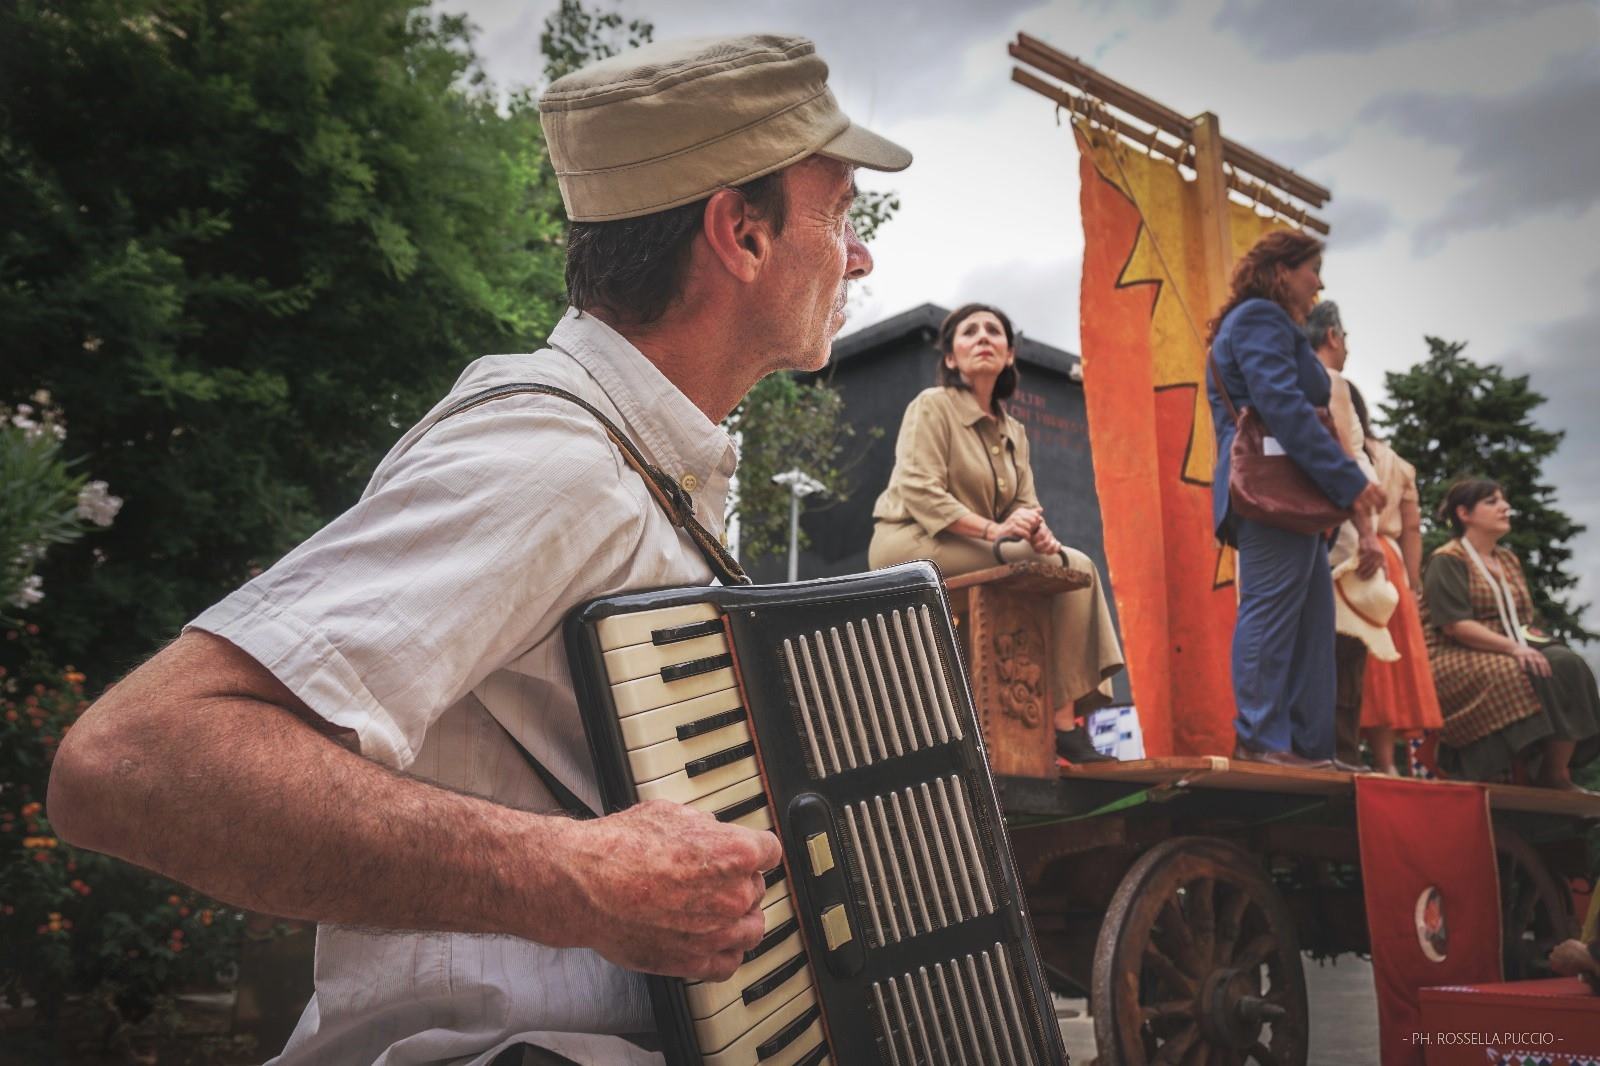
[554, 798, 783, 981]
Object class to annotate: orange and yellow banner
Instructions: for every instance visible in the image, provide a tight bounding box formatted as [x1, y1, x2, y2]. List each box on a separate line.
[1075, 123, 1287, 756]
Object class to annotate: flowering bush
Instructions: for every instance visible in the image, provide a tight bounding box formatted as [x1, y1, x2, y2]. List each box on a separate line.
[1, 392, 122, 615]
[0, 627, 245, 1046]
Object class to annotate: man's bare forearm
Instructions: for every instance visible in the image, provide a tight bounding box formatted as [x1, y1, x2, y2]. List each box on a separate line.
[47, 632, 584, 945]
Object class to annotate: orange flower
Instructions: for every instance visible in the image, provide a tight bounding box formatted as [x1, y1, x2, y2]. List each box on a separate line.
[199, 909, 214, 925]
[20, 802, 40, 817]
[167, 894, 181, 906]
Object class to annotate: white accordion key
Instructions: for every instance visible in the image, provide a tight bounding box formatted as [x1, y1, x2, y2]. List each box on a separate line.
[603, 631, 729, 684]
[612, 666, 738, 717]
[633, 754, 758, 804]
[618, 687, 744, 750]
[692, 963, 814, 1054]
[594, 602, 720, 651]
[700, 986, 822, 1066]
[684, 775, 770, 831]
[628, 722, 754, 784]
[685, 919, 804, 1017]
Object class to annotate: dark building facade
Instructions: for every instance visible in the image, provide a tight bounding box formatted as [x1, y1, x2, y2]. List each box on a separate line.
[744, 303, 1128, 701]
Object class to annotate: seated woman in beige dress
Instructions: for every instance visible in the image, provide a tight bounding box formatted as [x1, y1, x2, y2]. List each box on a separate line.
[1424, 477, 1600, 789]
[867, 303, 1125, 763]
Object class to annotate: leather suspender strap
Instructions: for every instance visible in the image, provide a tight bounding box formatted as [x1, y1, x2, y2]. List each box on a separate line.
[431, 382, 750, 587]
[427, 380, 750, 820]
[500, 726, 597, 820]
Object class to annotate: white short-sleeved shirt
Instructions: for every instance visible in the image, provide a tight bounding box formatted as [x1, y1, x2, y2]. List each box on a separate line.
[190, 309, 736, 1066]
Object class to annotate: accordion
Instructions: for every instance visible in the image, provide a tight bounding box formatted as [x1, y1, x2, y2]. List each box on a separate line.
[565, 562, 1066, 1066]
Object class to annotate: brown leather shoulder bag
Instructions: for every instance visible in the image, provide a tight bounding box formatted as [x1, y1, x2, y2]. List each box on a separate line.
[1210, 348, 1352, 536]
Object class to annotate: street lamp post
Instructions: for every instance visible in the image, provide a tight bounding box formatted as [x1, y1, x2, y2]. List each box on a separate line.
[771, 469, 826, 583]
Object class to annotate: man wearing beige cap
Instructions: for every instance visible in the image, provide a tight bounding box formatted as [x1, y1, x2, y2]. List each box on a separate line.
[48, 34, 909, 1066]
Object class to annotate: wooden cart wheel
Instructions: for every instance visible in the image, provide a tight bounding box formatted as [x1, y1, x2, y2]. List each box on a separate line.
[1496, 828, 1576, 980]
[1092, 837, 1308, 1066]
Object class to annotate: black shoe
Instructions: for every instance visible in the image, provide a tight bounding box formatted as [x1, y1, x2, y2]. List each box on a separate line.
[1056, 727, 1116, 764]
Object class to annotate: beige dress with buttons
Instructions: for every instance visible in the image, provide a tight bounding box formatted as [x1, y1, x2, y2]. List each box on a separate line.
[868, 386, 1124, 713]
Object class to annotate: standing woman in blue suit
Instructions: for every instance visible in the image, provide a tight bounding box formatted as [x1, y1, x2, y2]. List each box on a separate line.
[1207, 232, 1387, 769]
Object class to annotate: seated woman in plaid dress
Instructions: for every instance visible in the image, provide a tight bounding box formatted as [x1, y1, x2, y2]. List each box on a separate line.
[1423, 477, 1600, 789]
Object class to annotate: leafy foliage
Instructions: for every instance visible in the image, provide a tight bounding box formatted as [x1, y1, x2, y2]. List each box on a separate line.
[1379, 336, 1588, 638]
[0, 0, 567, 681]
[0, 629, 247, 1049]
[539, 0, 655, 83]
[726, 373, 881, 561]
[849, 189, 902, 245]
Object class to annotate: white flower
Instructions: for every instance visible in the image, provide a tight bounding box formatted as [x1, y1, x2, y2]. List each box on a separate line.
[76, 480, 124, 527]
[31, 389, 51, 406]
[9, 574, 44, 608]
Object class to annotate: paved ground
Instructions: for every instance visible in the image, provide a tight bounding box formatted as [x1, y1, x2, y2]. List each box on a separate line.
[1056, 953, 1380, 1063]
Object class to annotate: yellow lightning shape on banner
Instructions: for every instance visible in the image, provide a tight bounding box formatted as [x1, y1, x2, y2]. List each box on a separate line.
[1096, 131, 1289, 589]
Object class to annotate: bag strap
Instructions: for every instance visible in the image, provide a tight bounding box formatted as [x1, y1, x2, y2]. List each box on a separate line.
[1207, 346, 1241, 422]
[431, 382, 750, 587]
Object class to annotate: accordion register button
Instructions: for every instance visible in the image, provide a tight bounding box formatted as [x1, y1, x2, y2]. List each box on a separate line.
[804, 833, 835, 877]
[819, 904, 852, 951]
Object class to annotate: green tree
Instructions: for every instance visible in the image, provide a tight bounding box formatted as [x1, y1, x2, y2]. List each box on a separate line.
[540, 0, 655, 83]
[1, 0, 567, 681]
[1379, 336, 1588, 638]
[726, 373, 879, 562]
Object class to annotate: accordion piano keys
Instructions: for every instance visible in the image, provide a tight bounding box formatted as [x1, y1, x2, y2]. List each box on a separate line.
[698, 983, 825, 1066]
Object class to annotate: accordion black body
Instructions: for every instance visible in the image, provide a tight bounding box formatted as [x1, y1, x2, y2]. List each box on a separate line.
[564, 561, 1067, 1065]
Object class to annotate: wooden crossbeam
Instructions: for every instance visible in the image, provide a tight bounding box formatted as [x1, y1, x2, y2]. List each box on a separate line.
[1010, 68, 1330, 236]
[1010, 33, 1331, 214]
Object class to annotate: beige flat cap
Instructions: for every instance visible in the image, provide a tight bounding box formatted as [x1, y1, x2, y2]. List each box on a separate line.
[539, 33, 912, 222]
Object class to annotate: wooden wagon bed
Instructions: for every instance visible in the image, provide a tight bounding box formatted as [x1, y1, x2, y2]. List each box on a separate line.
[1058, 755, 1600, 818]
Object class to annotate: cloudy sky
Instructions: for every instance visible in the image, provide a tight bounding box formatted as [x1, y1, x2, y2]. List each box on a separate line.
[451, 0, 1599, 632]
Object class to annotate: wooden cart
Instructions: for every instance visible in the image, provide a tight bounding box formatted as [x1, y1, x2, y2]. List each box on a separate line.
[947, 563, 1600, 1065]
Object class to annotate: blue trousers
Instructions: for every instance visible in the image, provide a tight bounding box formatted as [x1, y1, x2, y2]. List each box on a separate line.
[1232, 516, 1337, 758]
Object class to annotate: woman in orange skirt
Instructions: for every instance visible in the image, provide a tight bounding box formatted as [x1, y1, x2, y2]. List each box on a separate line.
[1358, 416, 1444, 773]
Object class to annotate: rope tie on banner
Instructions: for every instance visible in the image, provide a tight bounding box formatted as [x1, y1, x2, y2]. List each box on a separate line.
[1142, 122, 1162, 157]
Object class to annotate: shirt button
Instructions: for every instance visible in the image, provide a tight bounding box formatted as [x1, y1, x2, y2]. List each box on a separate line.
[680, 473, 700, 493]
[998, 479, 1007, 490]
[990, 445, 1000, 455]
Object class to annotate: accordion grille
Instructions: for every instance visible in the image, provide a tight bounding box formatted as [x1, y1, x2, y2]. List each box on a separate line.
[869, 942, 1044, 1066]
[781, 605, 964, 780]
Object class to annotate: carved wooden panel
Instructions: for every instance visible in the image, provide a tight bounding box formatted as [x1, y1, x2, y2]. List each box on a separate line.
[964, 582, 1056, 779]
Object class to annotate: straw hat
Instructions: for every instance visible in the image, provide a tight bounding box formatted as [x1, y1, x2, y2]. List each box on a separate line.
[539, 34, 912, 222]
[1331, 556, 1401, 662]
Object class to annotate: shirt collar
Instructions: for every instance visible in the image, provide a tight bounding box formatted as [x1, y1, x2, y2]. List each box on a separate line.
[948, 385, 1012, 435]
[548, 308, 737, 496]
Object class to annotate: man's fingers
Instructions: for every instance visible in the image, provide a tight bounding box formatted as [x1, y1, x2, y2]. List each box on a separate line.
[743, 827, 783, 871]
